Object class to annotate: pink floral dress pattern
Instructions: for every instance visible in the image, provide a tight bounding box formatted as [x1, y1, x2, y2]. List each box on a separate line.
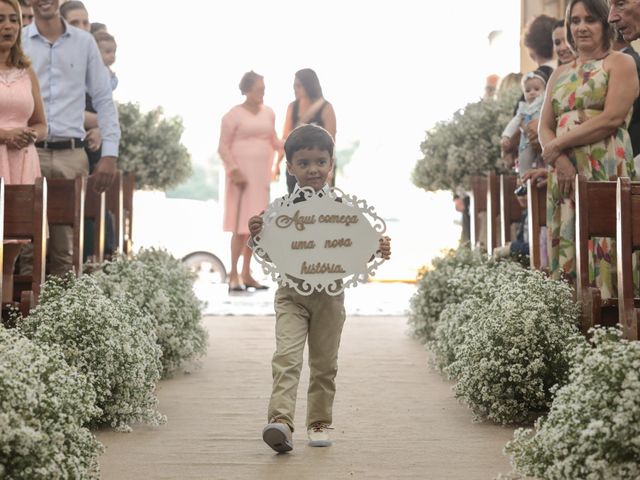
[546, 58, 635, 298]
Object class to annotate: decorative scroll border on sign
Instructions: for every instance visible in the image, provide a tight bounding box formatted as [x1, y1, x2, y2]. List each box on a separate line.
[252, 187, 387, 296]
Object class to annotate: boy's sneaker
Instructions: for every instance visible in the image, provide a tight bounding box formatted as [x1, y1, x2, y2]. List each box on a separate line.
[307, 423, 333, 447]
[262, 421, 293, 453]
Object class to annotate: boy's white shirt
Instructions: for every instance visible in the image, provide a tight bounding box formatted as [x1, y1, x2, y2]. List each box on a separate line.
[292, 183, 331, 196]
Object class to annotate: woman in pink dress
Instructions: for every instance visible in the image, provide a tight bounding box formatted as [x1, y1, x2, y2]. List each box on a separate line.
[0, 0, 47, 184]
[218, 71, 281, 292]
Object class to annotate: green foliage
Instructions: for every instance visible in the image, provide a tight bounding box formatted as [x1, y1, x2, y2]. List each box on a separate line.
[19, 275, 164, 431]
[335, 140, 359, 173]
[412, 90, 520, 193]
[506, 328, 640, 479]
[0, 326, 102, 479]
[117, 102, 192, 191]
[93, 248, 207, 377]
[166, 159, 220, 201]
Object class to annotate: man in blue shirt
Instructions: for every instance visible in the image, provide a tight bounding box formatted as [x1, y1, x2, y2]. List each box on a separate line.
[22, 0, 120, 275]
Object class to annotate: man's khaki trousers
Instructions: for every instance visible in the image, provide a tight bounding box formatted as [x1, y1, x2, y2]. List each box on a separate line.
[268, 286, 346, 432]
[20, 148, 89, 276]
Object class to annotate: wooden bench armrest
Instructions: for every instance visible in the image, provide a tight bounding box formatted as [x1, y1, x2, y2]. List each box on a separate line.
[3, 239, 32, 245]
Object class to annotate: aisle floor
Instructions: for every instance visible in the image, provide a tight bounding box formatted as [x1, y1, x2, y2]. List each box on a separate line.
[97, 315, 515, 480]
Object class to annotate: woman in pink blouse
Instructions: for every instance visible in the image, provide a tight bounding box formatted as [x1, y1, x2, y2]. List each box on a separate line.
[218, 71, 281, 292]
[0, 0, 47, 184]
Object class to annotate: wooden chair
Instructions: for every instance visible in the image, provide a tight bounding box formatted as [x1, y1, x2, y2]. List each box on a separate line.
[469, 175, 487, 248]
[84, 176, 106, 265]
[122, 172, 135, 256]
[616, 177, 640, 340]
[4, 177, 47, 316]
[0, 178, 4, 305]
[47, 175, 86, 276]
[105, 170, 124, 257]
[486, 171, 501, 254]
[527, 178, 547, 270]
[575, 175, 618, 333]
[500, 174, 523, 246]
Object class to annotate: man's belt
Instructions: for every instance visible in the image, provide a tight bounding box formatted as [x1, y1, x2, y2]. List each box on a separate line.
[35, 138, 85, 150]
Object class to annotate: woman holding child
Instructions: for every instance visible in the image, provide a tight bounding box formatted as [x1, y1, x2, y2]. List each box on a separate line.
[538, 0, 638, 296]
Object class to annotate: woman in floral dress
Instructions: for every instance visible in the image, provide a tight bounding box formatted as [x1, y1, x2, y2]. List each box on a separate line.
[538, 0, 638, 298]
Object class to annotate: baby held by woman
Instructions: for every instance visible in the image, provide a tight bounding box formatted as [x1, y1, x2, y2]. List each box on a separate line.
[500, 69, 549, 177]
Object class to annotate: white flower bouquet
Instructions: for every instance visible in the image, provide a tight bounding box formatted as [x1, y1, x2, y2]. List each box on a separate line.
[0, 326, 102, 479]
[429, 261, 526, 375]
[19, 275, 164, 431]
[505, 328, 640, 479]
[408, 247, 489, 343]
[94, 248, 207, 377]
[448, 269, 584, 424]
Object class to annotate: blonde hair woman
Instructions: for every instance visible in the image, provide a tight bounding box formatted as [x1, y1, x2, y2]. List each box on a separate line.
[0, 0, 47, 184]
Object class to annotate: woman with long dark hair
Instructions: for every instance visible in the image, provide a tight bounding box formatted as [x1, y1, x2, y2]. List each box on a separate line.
[273, 68, 337, 193]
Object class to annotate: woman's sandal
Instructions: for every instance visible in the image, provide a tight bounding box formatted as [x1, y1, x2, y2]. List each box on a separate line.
[244, 281, 269, 290]
[228, 282, 246, 293]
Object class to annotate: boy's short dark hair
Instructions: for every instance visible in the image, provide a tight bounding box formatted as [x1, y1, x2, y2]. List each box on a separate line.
[284, 124, 334, 163]
[60, 0, 87, 18]
[94, 30, 116, 46]
[523, 14, 556, 60]
[91, 22, 107, 34]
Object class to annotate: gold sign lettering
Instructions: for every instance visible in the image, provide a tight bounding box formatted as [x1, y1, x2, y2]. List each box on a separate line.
[324, 238, 353, 248]
[318, 214, 359, 226]
[300, 261, 346, 275]
[276, 210, 316, 231]
[291, 240, 316, 250]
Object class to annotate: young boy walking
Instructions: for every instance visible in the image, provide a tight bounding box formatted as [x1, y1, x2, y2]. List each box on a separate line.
[249, 124, 391, 453]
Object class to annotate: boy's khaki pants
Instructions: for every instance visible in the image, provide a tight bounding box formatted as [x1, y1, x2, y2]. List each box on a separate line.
[268, 286, 346, 432]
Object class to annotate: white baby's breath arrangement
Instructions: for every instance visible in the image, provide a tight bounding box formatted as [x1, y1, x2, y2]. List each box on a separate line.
[0, 326, 102, 479]
[448, 269, 584, 425]
[430, 298, 484, 375]
[505, 328, 640, 479]
[429, 262, 528, 375]
[412, 91, 519, 193]
[408, 247, 489, 343]
[19, 275, 164, 431]
[94, 248, 207, 377]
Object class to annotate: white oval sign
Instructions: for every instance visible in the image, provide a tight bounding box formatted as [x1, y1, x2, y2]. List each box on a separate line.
[253, 187, 387, 295]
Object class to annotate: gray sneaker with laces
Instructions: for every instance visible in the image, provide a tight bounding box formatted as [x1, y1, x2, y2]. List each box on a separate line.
[307, 423, 333, 447]
[262, 422, 293, 453]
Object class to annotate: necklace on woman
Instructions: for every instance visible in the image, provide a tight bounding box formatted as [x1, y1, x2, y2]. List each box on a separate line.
[576, 49, 610, 65]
